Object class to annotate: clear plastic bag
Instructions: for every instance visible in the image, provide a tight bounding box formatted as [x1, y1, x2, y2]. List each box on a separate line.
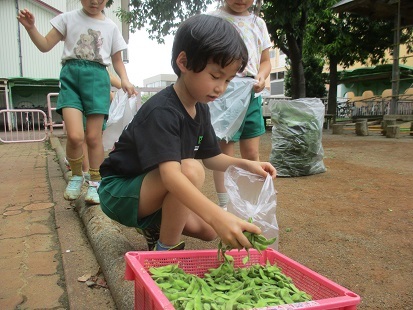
[224, 165, 279, 249]
[102, 90, 141, 151]
[270, 98, 326, 177]
[208, 77, 257, 142]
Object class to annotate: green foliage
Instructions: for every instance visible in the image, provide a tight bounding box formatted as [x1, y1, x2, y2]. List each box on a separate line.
[305, 0, 408, 68]
[114, 0, 214, 43]
[264, 0, 413, 110]
[262, 1, 310, 57]
[284, 55, 327, 98]
[141, 92, 154, 104]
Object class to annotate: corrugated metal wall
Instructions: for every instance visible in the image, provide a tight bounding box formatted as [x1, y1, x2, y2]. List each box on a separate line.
[0, 0, 62, 79]
[0, 1, 21, 78]
[0, 0, 126, 80]
[19, 0, 63, 79]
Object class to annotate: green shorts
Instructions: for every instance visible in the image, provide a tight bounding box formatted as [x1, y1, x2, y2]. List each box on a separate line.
[56, 59, 110, 117]
[98, 174, 162, 228]
[229, 94, 265, 142]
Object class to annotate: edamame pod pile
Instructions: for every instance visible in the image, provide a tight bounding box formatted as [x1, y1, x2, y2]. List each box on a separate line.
[149, 260, 312, 309]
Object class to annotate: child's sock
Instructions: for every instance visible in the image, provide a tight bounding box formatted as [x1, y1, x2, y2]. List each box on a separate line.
[89, 168, 101, 182]
[67, 155, 83, 177]
[155, 240, 172, 251]
[155, 240, 185, 251]
[217, 192, 229, 208]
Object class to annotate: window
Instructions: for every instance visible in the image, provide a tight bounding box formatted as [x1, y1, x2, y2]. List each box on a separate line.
[278, 71, 284, 79]
[270, 73, 278, 81]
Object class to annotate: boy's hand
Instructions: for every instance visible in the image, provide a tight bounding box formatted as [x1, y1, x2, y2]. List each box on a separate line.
[260, 162, 277, 178]
[17, 9, 35, 29]
[241, 161, 276, 180]
[212, 210, 262, 250]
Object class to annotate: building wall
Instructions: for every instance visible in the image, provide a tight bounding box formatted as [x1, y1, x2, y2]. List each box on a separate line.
[268, 48, 287, 96]
[337, 45, 413, 72]
[0, 0, 127, 80]
[0, 0, 128, 111]
[143, 74, 177, 88]
[0, 0, 63, 79]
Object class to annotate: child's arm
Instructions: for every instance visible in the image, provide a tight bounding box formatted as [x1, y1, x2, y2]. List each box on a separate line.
[253, 48, 271, 93]
[109, 72, 122, 89]
[203, 153, 277, 180]
[17, 9, 62, 53]
[159, 161, 263, 249]
[111, 51, 138, 97]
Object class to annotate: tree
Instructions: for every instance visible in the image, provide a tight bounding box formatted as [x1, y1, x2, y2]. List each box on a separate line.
[306, 0, 413, 117]
[284, 54, 327, 98]
[262, 1, 311, 99]
[109, 0, 213, 43]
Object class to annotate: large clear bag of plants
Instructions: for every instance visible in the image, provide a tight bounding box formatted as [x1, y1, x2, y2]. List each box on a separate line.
[269, 98, 326, 177]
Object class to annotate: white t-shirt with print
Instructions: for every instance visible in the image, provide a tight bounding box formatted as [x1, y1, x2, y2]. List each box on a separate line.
[209, 9, 272, 77]
[51, 9, 127, 66]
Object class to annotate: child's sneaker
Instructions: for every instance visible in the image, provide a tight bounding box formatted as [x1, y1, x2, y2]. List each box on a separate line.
[85, 181, 100, 205]
[64, 175, 84, 200]
[136, 224, 160, 251]
[154, 241, 185, 251]
[64, 157, 71, 171]
[83, 172, 91, 182]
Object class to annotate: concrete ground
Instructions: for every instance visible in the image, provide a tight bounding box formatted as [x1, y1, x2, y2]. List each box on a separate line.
[0, 137, 117, 309]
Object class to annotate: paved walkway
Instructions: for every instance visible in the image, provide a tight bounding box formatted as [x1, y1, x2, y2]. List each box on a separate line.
[0, 142, 66, 309]
[0, 140, 116, 309]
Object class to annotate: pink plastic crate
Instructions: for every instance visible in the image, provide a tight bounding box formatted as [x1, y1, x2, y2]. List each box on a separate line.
[125, 249, 360, 310]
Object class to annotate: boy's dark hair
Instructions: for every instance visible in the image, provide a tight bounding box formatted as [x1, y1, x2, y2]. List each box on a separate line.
[171, 14, 248, 77]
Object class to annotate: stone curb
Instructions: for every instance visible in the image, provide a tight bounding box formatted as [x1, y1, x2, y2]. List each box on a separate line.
[50, 136, 134, 310]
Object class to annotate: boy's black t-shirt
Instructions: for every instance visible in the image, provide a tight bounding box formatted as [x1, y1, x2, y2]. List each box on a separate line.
[100, 85, 221, 177]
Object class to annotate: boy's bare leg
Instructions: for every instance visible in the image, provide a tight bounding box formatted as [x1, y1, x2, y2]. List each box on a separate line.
[140, 159, 217, 247]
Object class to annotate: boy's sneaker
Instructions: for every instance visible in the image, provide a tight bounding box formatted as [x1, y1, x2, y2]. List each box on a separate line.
[155, 241, 185, 251]
[136, 224, 160, 251]
[64, 175, 84, 200]
[85, 181, 100, 205]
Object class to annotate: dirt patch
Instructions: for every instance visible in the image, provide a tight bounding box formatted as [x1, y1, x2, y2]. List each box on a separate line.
[120, 128, 413, 310]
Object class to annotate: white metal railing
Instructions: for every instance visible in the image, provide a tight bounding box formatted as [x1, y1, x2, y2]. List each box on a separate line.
[0, 109, 48, 143]
[46, 92, 65, 134]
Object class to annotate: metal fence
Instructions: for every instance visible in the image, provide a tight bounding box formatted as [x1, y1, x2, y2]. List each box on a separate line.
[0, 109, 48, 143]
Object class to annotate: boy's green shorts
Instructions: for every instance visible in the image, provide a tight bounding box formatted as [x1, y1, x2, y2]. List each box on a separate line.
[56, 59, 110, 117]
[229, 94, 265, 142]
[98, 174, 161, 228]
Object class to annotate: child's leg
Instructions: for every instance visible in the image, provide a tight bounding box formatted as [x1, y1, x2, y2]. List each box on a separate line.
[63, 108, 85, 172]
[213, 140, 235, 207]
[140, 159, 216, 248]
[239, 136, 261, 161]
[238, 95, 265, 161]
[81, 140, 90, 180]
[84, 114, 105, 204]
[84, 114, 105, 181]
[62, 108, 85, 200]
